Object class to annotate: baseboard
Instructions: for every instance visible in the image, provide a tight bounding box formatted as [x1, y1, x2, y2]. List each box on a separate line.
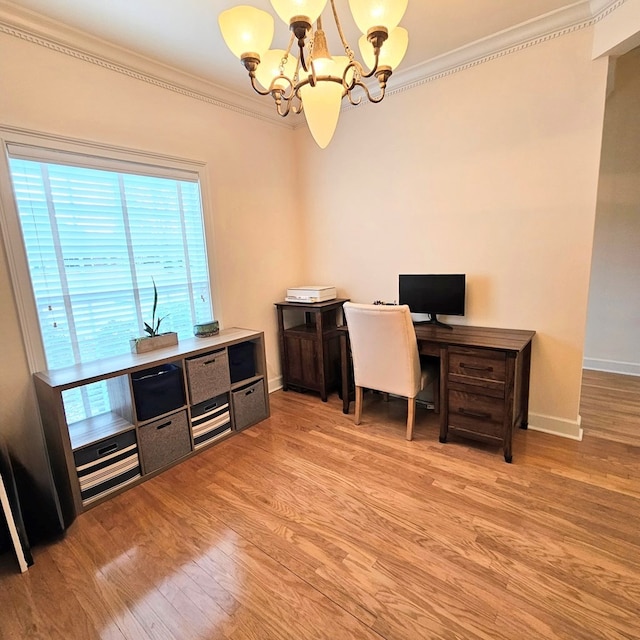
[268, 375, 283, 393]
[527, 413, 583, 441]
[583, 358, 640, 377]
[267, 377, 583, 441]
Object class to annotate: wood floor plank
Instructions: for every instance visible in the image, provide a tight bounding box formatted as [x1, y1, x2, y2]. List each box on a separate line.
[1, 372, 639, 639]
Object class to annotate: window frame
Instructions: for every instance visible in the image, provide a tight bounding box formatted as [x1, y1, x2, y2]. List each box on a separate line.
[0, 126, 220, 374]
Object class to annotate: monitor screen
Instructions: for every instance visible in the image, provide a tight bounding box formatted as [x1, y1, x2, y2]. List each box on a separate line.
[399, 274, 466, 317]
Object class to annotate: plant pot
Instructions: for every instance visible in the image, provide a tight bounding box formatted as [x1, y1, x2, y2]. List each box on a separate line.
[130, 332, 178, 354]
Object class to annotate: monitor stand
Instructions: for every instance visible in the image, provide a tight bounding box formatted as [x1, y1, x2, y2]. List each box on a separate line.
[415, 314, 454, 329]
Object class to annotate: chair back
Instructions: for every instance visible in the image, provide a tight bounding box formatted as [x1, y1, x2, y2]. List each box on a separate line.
[343, 303, 421, 398]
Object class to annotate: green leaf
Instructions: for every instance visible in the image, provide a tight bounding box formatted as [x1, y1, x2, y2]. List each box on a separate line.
[151, 277, 158, 330]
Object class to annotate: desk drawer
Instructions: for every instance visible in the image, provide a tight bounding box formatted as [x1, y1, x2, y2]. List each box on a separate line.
[448, 389, 504, 440]
[449, 347, 506, 382]
[418, 341, 440, 357]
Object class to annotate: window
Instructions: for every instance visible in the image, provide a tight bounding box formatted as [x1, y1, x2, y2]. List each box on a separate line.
[4, 140, 213, 423]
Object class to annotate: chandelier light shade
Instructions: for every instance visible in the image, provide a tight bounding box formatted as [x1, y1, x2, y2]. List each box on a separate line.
[270, 0, 328, 26]
[359, 27, 409, 71]
[255, 49, 298, 91]
[299, 63, 344, 149]
[218, 6, 274, 60]
[347, 0, 408, 34]
[218, 0, 411, 148]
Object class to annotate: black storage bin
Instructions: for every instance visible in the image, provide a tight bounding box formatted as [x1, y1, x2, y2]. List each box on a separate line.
[228, 341, 256, 383]
[132, 363, 185, 422]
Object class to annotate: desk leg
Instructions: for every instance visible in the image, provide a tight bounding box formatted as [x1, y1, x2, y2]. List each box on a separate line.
[503, 355, 516, 463]
[519, 342, 532, 429]
[438, 346, 448, 443]
[340, 332, 350, 414]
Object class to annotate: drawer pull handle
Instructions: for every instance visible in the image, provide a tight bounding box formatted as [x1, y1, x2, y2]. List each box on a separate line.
[203, 359, 217, 365]
[458, 408, 491, 420]
[460, 363, 493, 372]
[97, 443, 118, 457]
[203, 402, 219, 411]
[245, 388, 255, 396]
[156, 421, 172, 430]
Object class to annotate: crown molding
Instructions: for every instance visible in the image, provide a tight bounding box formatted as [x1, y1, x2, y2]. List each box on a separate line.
[0, 1, 293, 129]
[0, 0, 628, 128]
[385, 0, 627, 98]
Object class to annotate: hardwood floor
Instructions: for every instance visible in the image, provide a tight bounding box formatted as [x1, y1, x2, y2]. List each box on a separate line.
[1, 374, 639, 640]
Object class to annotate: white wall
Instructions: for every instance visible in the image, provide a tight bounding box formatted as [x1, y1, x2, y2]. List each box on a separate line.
[0, 31, 304, 496]
[585, 46, 640, 375]
[295, 28, 609, 438]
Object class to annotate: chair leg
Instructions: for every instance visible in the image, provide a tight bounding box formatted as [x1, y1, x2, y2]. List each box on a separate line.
[355, 386, 363, 425]
[382, 392, 390, 402]
[406, 396, 416, 441]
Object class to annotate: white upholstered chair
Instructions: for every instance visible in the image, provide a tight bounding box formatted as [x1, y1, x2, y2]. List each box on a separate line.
[343, 302, 439, 441]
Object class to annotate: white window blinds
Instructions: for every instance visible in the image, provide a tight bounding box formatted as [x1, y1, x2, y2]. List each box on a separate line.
[7, 145, 213, 423]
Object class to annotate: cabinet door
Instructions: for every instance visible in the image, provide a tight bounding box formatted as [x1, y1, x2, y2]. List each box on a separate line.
[283, 334, 319, 389]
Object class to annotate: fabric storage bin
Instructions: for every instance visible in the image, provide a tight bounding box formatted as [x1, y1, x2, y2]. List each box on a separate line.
[232, 379, 267, 431]
[138, 410, 191, 474]
[73, 430, 141, 506]
[131, 363, 185, 422]
[190, 394, 231, 449]
[228, 341, 256, 383]
[186, 349, 231, 405]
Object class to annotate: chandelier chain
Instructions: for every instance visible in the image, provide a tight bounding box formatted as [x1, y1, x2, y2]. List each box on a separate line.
[330, 0, 355, 61]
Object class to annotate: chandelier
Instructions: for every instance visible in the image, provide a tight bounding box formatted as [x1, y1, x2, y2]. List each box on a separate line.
[218, 0, 409, 148]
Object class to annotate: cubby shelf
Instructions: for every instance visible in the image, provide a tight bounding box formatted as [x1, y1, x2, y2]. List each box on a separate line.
[33, 327, 269, 528]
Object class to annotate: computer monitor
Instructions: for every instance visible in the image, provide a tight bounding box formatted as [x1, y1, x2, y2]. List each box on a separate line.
[398, 274, 466, 329]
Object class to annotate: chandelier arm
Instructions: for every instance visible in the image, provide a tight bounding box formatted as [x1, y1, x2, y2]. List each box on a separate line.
[367, 81, 387, 104]
[299, 40, 309, 73]
[343, 60, 367, 90]
[345, 88, 362, 106]
[359, 48, 382, 79]
[272, 75, 295, 101]
[249, 73, 273, 97]
[276, 95, 293, 117]
[292, 88, 303, 114]
[349, 79, 386, 105]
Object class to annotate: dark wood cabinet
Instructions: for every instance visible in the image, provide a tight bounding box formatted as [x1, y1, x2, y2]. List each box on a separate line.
[275, 299, 349, 402]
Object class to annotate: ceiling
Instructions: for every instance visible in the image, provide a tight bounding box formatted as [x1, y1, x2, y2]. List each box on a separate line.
[4, 0, 590, 100]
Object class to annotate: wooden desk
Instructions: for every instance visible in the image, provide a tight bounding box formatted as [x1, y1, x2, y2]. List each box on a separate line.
[340, 324, 535, 462]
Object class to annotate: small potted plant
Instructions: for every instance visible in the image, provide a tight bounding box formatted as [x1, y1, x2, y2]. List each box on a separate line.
[130, 278, 178, 354]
